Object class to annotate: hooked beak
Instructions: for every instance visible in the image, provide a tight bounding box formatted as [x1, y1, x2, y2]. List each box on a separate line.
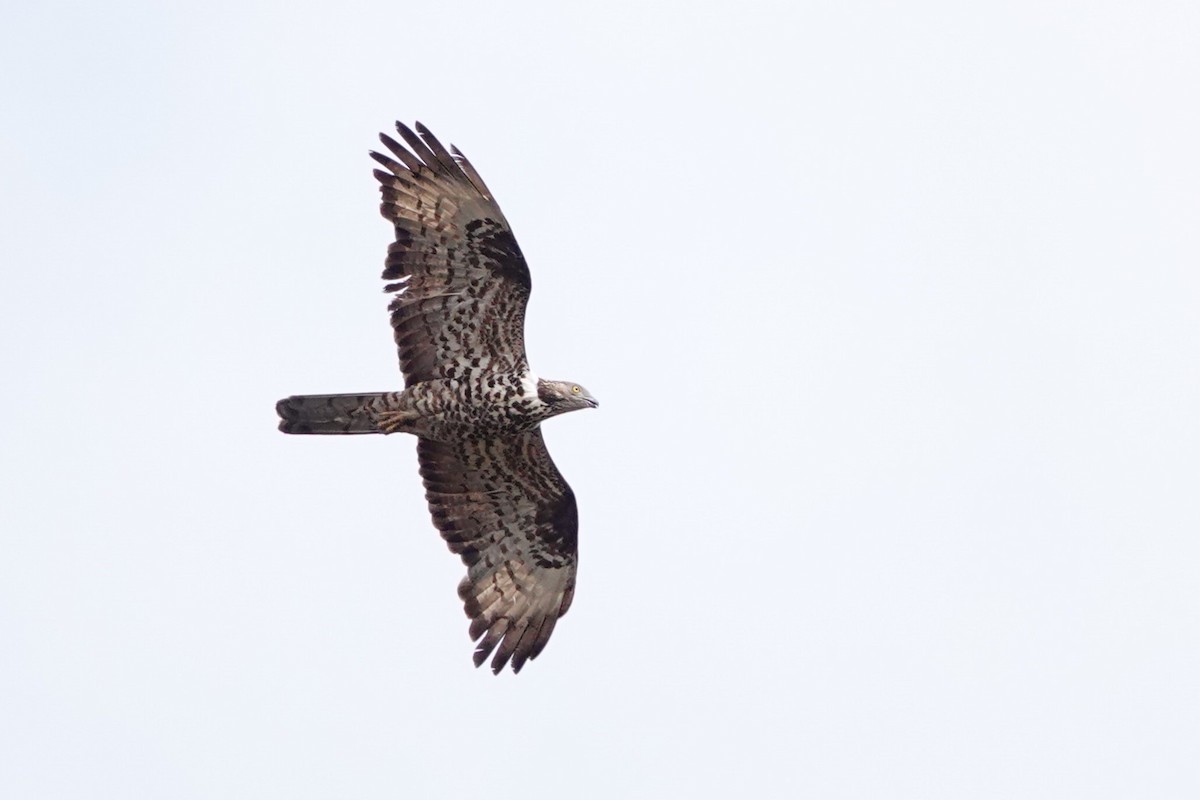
[585, 396, 599, 409]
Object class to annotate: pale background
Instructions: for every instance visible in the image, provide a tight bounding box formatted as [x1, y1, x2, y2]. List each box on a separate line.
[2, 2, 1198, 797]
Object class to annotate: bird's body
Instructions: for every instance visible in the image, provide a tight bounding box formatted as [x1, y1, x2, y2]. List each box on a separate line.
[277, 373, 570, 439]
[276, 122, 596, 674]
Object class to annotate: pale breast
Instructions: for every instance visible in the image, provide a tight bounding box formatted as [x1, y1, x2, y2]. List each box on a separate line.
[407, 371, 551, 441]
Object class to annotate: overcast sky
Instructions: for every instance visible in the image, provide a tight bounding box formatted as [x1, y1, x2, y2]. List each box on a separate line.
[2, 1, 1198, 797]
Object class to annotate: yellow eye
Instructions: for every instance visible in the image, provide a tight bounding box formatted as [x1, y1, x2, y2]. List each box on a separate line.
[572, 386, 581, 394]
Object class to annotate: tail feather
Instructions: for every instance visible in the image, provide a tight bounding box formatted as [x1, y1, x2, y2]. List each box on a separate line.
[276, 392, 401, 434]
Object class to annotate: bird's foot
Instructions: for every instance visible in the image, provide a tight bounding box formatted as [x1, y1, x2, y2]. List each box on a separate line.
[374, 409, 418, 434]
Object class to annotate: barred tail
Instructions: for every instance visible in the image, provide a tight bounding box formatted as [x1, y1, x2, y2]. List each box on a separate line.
[276, 392, 402, 434]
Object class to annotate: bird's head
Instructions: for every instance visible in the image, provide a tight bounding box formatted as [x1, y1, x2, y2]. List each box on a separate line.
[537, 379, 599, 415]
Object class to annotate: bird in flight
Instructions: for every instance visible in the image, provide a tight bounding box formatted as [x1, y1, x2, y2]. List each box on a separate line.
[276, 122, 597, 674]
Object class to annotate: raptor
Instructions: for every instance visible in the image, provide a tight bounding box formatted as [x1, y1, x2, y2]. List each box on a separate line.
[276, 122, 597, 674]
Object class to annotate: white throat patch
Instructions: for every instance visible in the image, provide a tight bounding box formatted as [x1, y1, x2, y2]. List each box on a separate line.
[520, 371, 541, 399]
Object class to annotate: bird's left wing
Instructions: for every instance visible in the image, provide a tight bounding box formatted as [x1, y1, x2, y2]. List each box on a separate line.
[416, 430, 579, 674]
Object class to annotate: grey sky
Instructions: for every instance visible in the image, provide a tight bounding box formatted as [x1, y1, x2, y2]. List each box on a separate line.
[2, 1, 1198, 797]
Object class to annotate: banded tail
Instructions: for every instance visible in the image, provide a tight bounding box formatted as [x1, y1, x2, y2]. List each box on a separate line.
[276, 392, 403, 434]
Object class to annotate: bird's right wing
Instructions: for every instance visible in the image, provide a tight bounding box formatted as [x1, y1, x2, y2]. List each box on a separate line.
[371, 122, 532, 387]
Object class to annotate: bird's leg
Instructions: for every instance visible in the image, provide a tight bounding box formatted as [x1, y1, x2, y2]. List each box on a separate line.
[373, 409, 418, 434]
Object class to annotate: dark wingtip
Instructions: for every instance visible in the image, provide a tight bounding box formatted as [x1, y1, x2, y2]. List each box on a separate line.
[489, 647, 514, 675]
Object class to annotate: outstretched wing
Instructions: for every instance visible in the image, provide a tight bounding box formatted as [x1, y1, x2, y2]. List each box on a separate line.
[417, 430, 578, 674]
[371, 122, 531, 387]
